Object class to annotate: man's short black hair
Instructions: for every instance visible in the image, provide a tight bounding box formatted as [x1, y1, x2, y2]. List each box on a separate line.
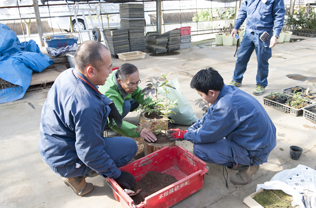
[117, 63, 138, 81]
[190, 67, 224, 95]
[74, 40, 107, 72]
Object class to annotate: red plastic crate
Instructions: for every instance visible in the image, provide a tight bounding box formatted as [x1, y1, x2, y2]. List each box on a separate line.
[180, 26, 191, 36]
[107, 145, 209, 208]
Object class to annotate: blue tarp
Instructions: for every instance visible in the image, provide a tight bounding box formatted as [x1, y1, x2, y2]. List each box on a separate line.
[0, 23, 54, 104]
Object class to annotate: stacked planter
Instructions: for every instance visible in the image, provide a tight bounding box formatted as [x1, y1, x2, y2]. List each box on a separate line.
[180, 26, 191, 49]
[120, 4, 145, 52]
[145, 32, 168, 54]
[145, 29, 181, 53]
[104, 29, 130, 56]
[166, 29, 181, 52]
[222, 34, 233, 46]
[215, 34, 223, 46]
[277, 32, 285, 43]
[284, 31, 293, 42]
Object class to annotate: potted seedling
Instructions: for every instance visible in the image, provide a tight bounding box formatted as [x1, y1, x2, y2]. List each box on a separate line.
[264, 91, 311, 116]
[222, 24, 234, 46]
[284, 86, 316, 102]
[136, 74, 178, 155]
[285, 92, 309, 109]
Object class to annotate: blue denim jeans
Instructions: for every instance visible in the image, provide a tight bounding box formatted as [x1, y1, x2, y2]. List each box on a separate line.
[122, 98, 139, 118]
[232, 30, 272, 87]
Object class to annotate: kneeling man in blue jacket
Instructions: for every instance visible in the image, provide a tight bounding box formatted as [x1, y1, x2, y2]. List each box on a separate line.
[170, 67, 276, 185]
[39, 41, 137, 196]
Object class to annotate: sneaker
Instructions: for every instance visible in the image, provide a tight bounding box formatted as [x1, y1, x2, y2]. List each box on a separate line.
[229, 80, 242, 87]
[253, 85, 265, 96]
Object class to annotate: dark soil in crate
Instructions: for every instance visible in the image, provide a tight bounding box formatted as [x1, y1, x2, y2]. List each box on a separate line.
[132, 171, 178, 205]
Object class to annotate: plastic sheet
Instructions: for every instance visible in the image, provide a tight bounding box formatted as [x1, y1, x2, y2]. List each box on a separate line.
[257, 165, 316, 208]
[0, 23, 53, 103]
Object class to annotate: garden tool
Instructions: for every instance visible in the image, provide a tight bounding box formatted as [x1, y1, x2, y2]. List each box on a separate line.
[124, 189, 142, 196]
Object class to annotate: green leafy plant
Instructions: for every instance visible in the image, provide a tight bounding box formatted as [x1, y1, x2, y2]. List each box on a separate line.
[285, 92, 309, 109]
[192, 7, 235, 22]
[266, 92, 288, 103]
[192, 9, 214, 22]
[137, 74, 177, 135]
[286, 6, 316, 30]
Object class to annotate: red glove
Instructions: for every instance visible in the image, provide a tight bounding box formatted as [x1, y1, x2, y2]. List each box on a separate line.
[169, 128, 188, 140]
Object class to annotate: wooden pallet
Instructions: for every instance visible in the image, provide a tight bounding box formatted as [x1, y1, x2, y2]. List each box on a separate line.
[30, 48, 70, 87]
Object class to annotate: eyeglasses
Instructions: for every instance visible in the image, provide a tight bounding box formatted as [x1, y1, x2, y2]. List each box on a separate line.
[124, 80, 141, 88]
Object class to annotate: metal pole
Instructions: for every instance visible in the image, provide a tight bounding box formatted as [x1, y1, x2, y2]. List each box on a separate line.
[33, 0, 44, 47]
[156, 0, 162, 34]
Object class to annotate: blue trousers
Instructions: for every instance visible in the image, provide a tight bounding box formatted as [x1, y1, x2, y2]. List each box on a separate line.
[54, 137, 138, 178]
[232, 30, 272, 87]
[122, 99, 139, 118]
[193, 139, 251, 168]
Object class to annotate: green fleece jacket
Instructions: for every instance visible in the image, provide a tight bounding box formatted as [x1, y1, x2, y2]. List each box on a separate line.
[99, 71, 151, 137]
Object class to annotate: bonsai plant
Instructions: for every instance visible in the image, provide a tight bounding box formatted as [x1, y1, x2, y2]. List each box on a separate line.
[135, 74, 178, 155]
[135, 74, 177, 144]
[221, 24, 234, 46]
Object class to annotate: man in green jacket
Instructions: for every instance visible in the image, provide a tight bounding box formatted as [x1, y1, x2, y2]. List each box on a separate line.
[99, 63, 157, 142]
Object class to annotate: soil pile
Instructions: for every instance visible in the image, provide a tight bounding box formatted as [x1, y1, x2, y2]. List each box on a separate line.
[132, 171, 177, 205]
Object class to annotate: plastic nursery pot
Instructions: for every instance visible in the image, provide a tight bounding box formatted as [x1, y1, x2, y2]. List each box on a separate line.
[290, 146, 303, 160]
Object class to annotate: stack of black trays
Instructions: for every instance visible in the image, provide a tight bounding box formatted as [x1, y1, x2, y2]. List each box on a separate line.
[120, 4, 145, 52]
[104, 29, 130, 56]
[145, 29, 181, 54]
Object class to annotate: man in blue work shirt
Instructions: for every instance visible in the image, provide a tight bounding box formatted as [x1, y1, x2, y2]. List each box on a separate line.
[170, 68, 276, 185]
[39, 41, 137, 196]
[229, 0, 285, 95]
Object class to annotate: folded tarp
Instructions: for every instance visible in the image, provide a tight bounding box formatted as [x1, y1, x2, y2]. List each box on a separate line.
[0, 23, 54, 104]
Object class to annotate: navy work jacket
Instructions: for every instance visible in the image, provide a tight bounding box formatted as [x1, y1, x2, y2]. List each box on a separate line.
[39, 69, 121, 178]
[185, 85, 276, 162]
[234, 0, 285, 37]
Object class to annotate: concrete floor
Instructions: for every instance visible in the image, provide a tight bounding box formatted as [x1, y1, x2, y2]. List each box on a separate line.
[1, 35, 316, 208]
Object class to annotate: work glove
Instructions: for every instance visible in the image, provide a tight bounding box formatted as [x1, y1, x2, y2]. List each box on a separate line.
[168, 128, 188, 141]
[114, 171, 136, 190]
[108, 102, 122, 129]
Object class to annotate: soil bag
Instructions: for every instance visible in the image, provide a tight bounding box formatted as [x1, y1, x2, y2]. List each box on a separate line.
[0, 23, 53, 103]
[157, 78, 198, 125]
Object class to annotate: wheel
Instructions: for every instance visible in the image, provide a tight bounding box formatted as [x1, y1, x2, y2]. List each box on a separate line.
[92, 27, 101, 42]
[72, 19, 86, 32]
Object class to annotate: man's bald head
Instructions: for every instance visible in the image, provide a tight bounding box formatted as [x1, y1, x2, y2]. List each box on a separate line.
[74, 41, 109, 72]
